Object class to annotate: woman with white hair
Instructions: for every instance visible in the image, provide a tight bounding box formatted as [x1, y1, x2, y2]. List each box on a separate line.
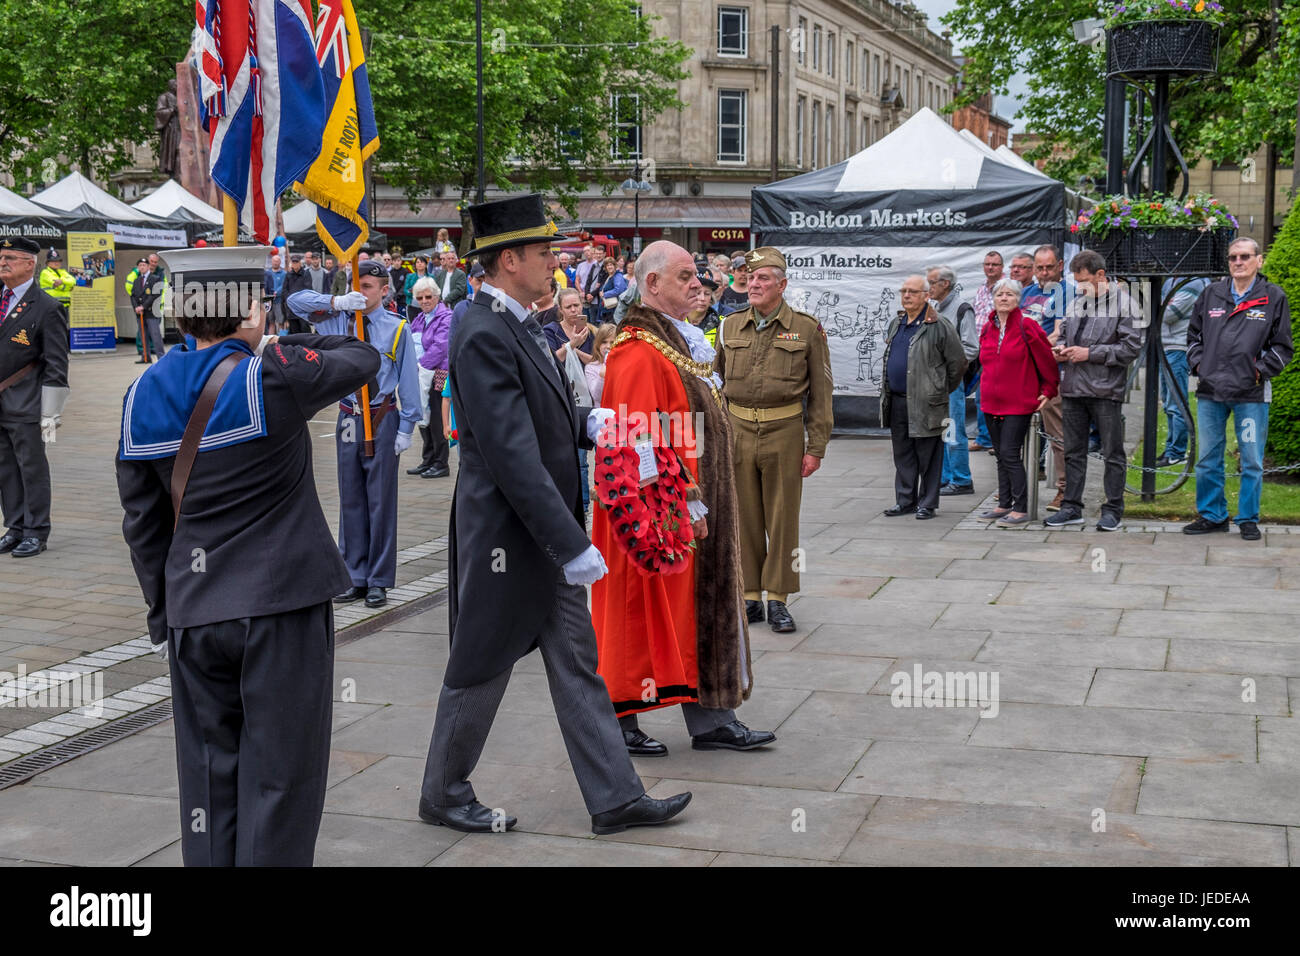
[976, 277, 1059, 526]
[407, 277, 453, 478]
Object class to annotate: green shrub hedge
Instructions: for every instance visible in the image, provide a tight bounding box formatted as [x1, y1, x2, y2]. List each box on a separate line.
[1262, 195, 1300, 466]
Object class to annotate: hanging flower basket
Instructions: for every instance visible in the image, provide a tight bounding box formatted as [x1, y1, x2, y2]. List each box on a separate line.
[1106, 18, 1220, 78]
[1072, 193, 1237, 275]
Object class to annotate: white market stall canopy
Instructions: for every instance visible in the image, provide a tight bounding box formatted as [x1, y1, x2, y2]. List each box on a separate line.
[0, 183, 54, 217]
[32, 171, 153, 222]
[131, 179, 223, 225]
[750, 108, 1066, 429]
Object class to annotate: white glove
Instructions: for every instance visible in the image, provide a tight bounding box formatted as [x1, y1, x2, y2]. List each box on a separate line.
[40, 417, 57, 444]
[394, 430, 414, 456]
[563, 544, 608, 586]
[587, 407, 616, 443]
[255, 334, 274, 356]
[334, 291, 367, 313]
[153, 642, 168, 663]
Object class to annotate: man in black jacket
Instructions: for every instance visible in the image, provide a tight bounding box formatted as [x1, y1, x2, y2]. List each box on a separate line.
[417, 194, 690, 836]
[281, 253, 312, 333]
[0, 236, 69, 559]
[130, 253, 167, 360]
[116, 245, 380, 866]
[431, 248, 468, 308]
[1184, 237, 1294, 540]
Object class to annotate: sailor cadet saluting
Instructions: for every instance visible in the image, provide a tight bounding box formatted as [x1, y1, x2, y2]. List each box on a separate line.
[115, 245, 381, 866]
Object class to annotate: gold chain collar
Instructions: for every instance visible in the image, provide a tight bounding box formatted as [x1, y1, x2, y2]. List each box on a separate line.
[611, 327, 723, 407]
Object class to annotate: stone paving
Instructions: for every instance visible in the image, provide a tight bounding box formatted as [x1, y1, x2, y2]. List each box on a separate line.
[1, 346, 1298, 865]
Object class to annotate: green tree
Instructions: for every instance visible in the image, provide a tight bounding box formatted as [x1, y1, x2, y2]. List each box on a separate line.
[942, 0, 1300, 186]
[0, 1, 193, 186]
[359, 0, 691, 217]
[1261, 193, 1300, 464]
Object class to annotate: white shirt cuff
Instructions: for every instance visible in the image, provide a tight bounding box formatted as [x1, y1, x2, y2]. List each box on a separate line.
[687, 499, 709, 522]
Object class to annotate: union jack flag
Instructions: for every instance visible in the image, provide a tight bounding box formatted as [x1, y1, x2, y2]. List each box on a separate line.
[314, 0, 349, 77]
[195, 0, 326, 243]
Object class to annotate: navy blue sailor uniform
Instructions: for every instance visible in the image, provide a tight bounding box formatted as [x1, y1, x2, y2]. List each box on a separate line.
[286, 290, 422, 589]
[116, 333, 380, 866]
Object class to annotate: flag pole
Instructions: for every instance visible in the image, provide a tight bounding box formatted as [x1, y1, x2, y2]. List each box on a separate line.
[352, 252, 375, 456]
[223, 195, 237, 247]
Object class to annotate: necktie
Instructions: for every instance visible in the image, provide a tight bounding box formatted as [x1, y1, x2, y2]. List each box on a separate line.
[0, 287, 12, 319]
[524, 318, 555, 366]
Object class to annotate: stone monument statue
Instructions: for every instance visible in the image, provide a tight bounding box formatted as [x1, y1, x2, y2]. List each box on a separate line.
[156, 79, 180, 177]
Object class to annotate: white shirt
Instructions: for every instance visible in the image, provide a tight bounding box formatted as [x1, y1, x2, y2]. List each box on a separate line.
[442, 270, 453, 300]
[1, 278, 33, 319]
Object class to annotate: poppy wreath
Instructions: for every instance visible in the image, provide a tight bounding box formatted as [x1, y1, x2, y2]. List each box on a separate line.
[593, 428, 695, 576]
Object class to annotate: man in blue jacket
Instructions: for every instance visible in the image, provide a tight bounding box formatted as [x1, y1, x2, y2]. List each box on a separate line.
[1183, 237, 1294, 541]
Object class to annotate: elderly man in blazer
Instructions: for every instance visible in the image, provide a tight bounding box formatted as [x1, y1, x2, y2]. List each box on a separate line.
[431, 249, 468, 309]
[0, 237, 69, 558]
[418, 194, 690, 836]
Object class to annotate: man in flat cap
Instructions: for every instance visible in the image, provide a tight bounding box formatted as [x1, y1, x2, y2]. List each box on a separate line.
[419, 194, 691, 836]
[0, 237, 69, 558]
[712, 246, 833, 633]
[287, 257, 422, 609]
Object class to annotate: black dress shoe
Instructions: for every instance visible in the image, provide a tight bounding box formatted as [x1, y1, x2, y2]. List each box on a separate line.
[421, 465, 450, 478]
[692, 719, 776, 751]
[591, 791, 691, 835]
[623, 726, 668, 757]
[883, 505, 916, 517]
[334, 585, 366, 603]
[745, 599, 764, 624]
[364, 586, 387, 608]
[0, 533, 21, 554]
[418, 799, 517, 833]
[10, 538, 45, 558]
[405, 464, 430, 475]
[134, 358, 148, 364]
[767, 600, 795, 633]
[939, 483, 974, 496]
[915, 507, 936, 520]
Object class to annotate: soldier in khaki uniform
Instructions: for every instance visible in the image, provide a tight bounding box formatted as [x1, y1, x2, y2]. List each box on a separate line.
[712, 247, 833, 633]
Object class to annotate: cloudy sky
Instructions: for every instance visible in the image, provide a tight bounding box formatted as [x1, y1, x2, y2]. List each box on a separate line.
[909, 0, 1029, 133]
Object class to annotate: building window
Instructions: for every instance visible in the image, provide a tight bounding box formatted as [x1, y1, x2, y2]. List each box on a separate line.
[873, 54, 881, 93]
[845, 41, 854, 86]
[861, 50, 868, 91]
[610, 93, 641, 159]
[717, 89, 747, 163]
[861, 115, 868, 149]
[717, 7, 747, 57]
[895, 65, 901, 89]
[796, 96, 806, 166]
[797, 17, 807, 66]
[812, 24, 822, 71]
[825, 109, 834, 164]
[827, 32, 835, 79]
[845, 110, 854, 157]
[872, 117, 880, 143]
[811, 101, 820, 167]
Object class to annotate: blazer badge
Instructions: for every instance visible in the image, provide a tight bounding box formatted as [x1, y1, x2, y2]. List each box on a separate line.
[10, 329, 30, 346]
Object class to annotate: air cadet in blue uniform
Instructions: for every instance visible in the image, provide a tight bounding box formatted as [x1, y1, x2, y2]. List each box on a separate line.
[287, 258, 422, 608]
[116, 245, 382, 865]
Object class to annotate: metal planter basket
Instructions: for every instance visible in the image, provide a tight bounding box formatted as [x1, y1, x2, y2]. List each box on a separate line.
[1106, 20, 1220, 78]
[1083, 227, 1235, 277]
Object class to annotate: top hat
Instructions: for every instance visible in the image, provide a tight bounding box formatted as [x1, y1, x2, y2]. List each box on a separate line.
[468, 193, 563, 256]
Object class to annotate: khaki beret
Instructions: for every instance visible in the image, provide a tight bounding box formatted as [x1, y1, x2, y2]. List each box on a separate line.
[745, 246, 786, 272]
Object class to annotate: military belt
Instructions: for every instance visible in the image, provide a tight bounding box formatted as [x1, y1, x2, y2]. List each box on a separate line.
[727, 401, 802, 423]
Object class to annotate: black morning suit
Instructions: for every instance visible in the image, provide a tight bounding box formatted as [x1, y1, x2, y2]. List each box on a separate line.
[0, 283, 68, 542]
[420, 289, 644, 816]
[116, 334, 379, 866]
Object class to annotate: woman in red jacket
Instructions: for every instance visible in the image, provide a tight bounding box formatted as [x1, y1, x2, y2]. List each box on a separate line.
[977, 278, 1060, 526]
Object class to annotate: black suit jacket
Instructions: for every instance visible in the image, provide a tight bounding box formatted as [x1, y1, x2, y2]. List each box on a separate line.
[432, 267, 469, 308]
[131, 268, 165, 316]
[115, 334, 380, 645]
[443, 290, 594, 688]
[0, 283, 69, 423]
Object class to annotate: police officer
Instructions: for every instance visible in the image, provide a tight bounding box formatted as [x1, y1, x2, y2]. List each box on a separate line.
[0, 237, 69, 559]
[713, 247, 833, 633]
[116, 245, 381, 865]
[38, 249, 76, 308]
[287, 259, 422, 608]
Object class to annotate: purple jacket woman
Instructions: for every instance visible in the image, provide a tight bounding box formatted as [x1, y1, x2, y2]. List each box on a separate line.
[411, 302, 453, 372]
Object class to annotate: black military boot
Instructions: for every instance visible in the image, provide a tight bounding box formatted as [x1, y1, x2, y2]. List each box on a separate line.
[745, 600, 764, 624]
[766, 600, 795, 633]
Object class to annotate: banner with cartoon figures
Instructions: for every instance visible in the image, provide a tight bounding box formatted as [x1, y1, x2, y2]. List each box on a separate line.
[66, 232, 117, 351]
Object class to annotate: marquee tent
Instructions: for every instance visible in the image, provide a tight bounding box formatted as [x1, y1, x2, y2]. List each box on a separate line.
[750, 107, 1066, 431]
[31, 172, 191, 248]
[131, 179, 223, 225]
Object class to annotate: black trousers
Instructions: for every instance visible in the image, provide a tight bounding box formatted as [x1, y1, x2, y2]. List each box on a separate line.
[1063, 397, 1126, 517]
[418, 372, 449, 472]
[0, 419, 51, 541]
[986, 412, 1032, 512]
[168, 601, 334, 866]
[888, 392, 943, 511]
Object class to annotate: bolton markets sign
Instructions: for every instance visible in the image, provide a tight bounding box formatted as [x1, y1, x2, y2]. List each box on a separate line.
[788, 207, 969, 229]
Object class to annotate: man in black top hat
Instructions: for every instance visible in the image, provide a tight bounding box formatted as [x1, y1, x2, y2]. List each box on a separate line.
[0, 237, 69, 558]
[418, 193, 691, 836]
[116, 245, 380, 865]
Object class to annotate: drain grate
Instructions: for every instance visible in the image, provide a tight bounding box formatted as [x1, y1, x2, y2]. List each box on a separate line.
[0, 700, 173, 791]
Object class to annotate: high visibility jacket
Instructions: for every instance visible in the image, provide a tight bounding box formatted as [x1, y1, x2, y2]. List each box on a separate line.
[40, 266, 76, 303]
[125, 268, 140, 296]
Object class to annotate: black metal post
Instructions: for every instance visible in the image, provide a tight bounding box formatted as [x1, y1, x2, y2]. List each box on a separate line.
[1151, 75, 1169, 194]
[1104, 77, 1126, 194]
[633, 160, 641, 255]
[770, 25, 780, 183]
[1141, 285, 1162, 501]
[475, 0, 485, 204]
